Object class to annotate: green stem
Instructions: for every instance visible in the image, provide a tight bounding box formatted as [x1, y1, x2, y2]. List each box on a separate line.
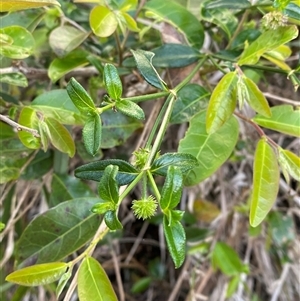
[147, 170, 161, 201]
[174, 56, 208, 92]
[208, 56, 227, 74]
[121, 91, 169, 103]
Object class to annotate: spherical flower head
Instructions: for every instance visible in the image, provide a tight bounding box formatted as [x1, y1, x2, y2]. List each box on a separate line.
[132, 196, 157, 220]
[261, 11, 288, 31]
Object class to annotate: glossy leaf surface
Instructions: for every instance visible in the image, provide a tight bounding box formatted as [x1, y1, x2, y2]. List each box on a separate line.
[78, 256, 118, 301]
[160, 166, 183, 210]
[104, 210, 123, 230]
[170, 84, 210, 124]
[0, 25, 34, 59]
[179, 111, 239, 186]
[250, 138, 280, 227]
[83, 114, 102, 156]
[131, 49, 167, 90]
[6, 262, 67, 286]
[238, 26, 298, 65]
[151, 153, 198, 176]
[75, 159, 138, 185]
[163, 214, 186, 268]
[0, 0, 60, 12]
[98, 165, 119, 204]
[45, 117, 75, 157]
[0, 72, 28, 87]
[145, 0, 204, 48]
[116, 100, 145, 120]
[104, 63, 122, 100]
[206, 71, 238, 134]
[18, 107, 40, 149]
[48, 50, 89, 82]
[15, 198, 102, 265]
[252, 105, 300, 137]
[89, 5, 118, 37]
[67, 77, 96, 114]
[212, 242, 248, 276]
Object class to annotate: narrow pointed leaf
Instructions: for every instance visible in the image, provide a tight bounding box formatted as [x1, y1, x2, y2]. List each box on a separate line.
[131, 49, 167, 90]
[206, 71, 238, 134]
[5, 262, 68, 286]
[243, 77, 271, 117]
[78, 256, 118, 301]
[0, 0, 60, 12]
[98, 165, 119, 204]
[250, 138, 280, 227]
[104, 64, 122, 100]
[15, 198, 102, 265]
[75, 159, 138, 185]
[163, 214, 186, 268]
[252, 105, 300, 137]
[83, 114, 102, 156]
[179, 111, 239, 186]
[278, 148, 300, 181]
[160, 166, 183, 210]
[45, 117, 75, 157]
[238, 26, 298, 65]
[151, 153, 198, 176]
[116, 100, 145, 120]
[67, 77, 96, 114]
[104, 210, 123, 230]
[56, 270, 72, 300]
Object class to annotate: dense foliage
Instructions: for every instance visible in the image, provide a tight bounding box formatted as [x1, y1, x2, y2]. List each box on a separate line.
[1, 0, 299, 300]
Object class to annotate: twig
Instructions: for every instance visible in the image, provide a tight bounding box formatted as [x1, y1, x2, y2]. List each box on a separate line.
[111, 246, 125, 301]
[0, 114, 40, 137]
[263, 92, 300, 106]
[270, 263, 290, 301]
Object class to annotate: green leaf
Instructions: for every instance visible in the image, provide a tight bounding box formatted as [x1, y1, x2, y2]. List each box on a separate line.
[152, 44, 200, 68]
[242, 76, 271, 117]
[5, 262, 68, 286]
[116, 100, 145, 120]
[204, 0, 251, 10]
[284, 3, 300, 21]
[0, 72, 28, 87]
[170, 84, 210, 124]
[252, 105, 300, 137]
[116, 11, 139, 33]
[250, 138, 280, 227]
[78, 256, 118, 301]
[83, 113, 102, 156]
[130, 49, 167, 90]
[98, 165, 119, 204]
[278, 148, 300, 182]
[179, 111, 239, 186]
[145, 0, 204, 48]
[160, 166, 183, 210]
[151, 153, 199, 176]
[212, 242, 248, 276]
[103, 64, 122, 100]
[89, 5, 118, 38]
[104, 210, 123, 230]
[226, 275, 240, 298]
[48, 49, 89, 82]
[238, 26, 299, 65]
[56, 269, 72, 300]
[0, 0, 60, 12]
[18, 107, 40, 149]
[49, 25, 90, 57]
[163, 214, 186, 268]
[15, 198, 102, 265]
[45, 117, 75, 157]
[0, 25, 34, 59]
[206, 71, 238, 134]
[75, 159, 139, 185]
[91, 201, 115, 215]
[31, 89, 84, 125]
[67, 77, 97, 114]
[101, 110, 143, 148]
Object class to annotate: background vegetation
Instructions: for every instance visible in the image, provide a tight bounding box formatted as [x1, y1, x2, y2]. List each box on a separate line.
[1, 0, 299, 301]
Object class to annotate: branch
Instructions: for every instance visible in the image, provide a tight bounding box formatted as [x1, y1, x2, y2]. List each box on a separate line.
[0, 114, 40, 137]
